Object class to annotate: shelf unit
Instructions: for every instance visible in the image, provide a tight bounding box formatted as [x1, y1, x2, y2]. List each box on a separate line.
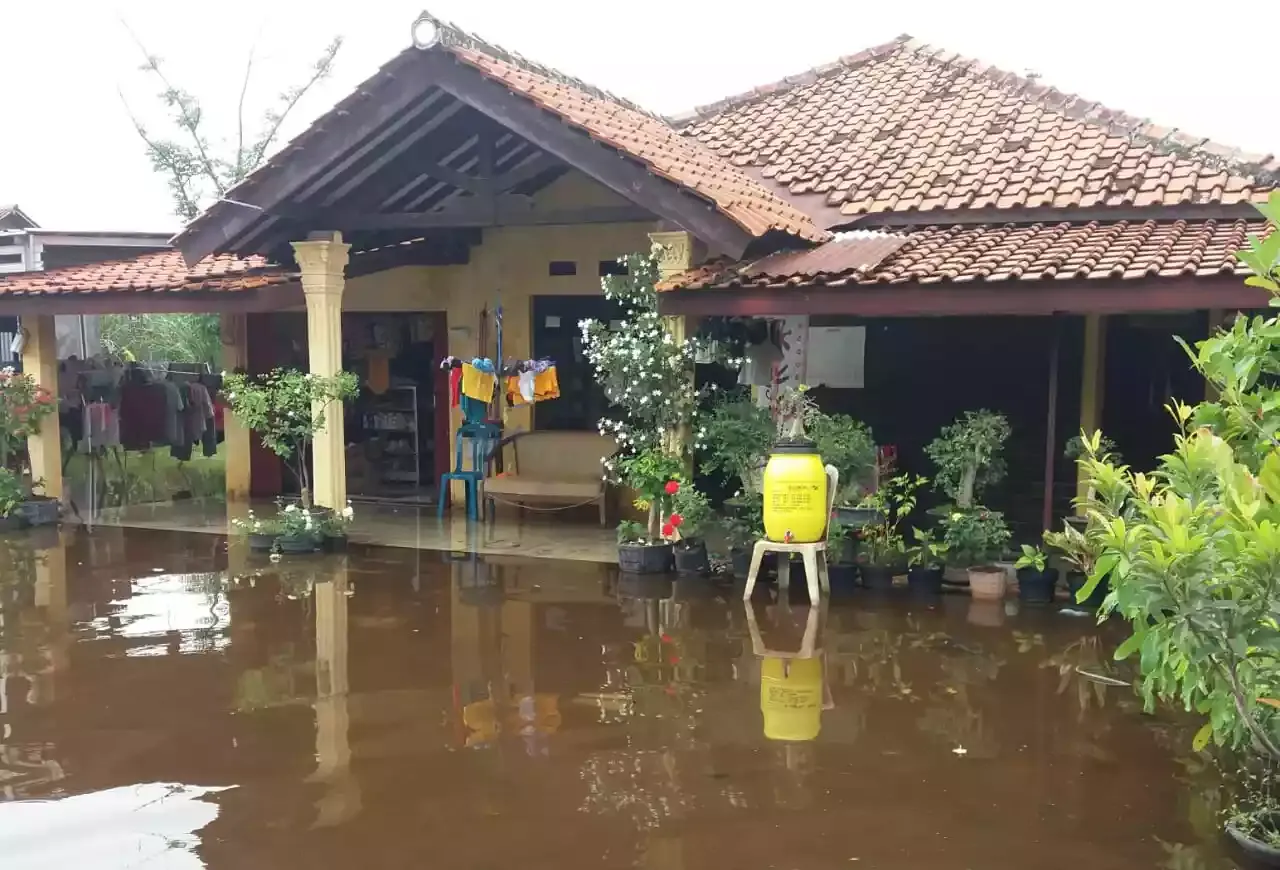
[363, 385, 421, 489]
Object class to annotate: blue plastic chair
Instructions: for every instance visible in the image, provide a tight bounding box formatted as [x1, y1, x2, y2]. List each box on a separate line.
[438, 419, 500, 521]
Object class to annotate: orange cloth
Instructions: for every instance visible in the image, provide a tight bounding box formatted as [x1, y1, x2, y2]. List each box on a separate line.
[366, 353, 390, 394]
[533, 367, 560, 401]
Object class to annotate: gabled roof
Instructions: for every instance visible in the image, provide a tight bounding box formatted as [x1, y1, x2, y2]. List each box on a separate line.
[0, 205, 37, 230]
[678, 36, 1277, 222]
[176, 12, 826, 264]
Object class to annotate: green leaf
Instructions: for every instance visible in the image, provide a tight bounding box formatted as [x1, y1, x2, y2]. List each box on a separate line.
[1114, 632, 1144, 661]
[1192, 721, 1213, 752]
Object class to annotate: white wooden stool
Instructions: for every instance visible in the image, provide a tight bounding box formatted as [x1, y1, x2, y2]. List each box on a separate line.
[743, 465, 838, 602]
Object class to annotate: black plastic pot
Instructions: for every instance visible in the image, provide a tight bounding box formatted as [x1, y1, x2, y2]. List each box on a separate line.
[276, 534, 319, 555]
[861, 563, 898, 591]
[832, 505, 885, 530]
[1066, 570, 1109, 609]
[248, 533, 276, 552]
[0, 512, 29, 532]
[828, 562, 859, 590]
[907, 565, 944, 596]
[618, 542, 674, 575]
[16, 496, 59, 527]
[1227, 816, 1280, 867]
[1017, 567, 1060, 604]
[673, 540, 710, 575]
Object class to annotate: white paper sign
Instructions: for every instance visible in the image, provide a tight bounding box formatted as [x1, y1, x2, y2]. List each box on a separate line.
[806, 325, 865, 388]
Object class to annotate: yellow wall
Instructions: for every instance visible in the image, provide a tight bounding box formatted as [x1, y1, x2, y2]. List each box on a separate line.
[332, 171, 655, 466]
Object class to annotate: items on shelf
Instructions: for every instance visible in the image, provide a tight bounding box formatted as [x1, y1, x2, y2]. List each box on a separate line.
[363, 385, 421, 488]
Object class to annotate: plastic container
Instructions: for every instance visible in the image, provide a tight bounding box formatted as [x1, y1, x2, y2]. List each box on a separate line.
[763, 439, 827, 543]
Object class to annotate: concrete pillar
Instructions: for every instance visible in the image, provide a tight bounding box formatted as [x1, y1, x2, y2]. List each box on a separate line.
[220, 313, 251, 503]
[20, 315, 62, 500]
[649, 231, 697, 459]
[292, 232, 350, 510]
[1076, 314, 1107, 512]
[311, 558, 360, 827]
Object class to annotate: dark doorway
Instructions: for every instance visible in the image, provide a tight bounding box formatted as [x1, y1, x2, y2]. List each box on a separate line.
[531, 295, 623, 431]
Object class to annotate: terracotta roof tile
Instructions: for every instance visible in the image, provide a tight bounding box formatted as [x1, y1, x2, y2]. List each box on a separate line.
[680, 38, 1277, 219]
[444, 41, 827, 244]
[0, 250, 290, 296]
[659, 219, 1269, 290]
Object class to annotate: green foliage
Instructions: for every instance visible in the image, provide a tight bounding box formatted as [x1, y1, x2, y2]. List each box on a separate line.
[616, 520, 648, 545]
[906, 526, 948, 568]
[857, 473, 925, 566]
[1043, 518, 1103, 577]
[1064, 432, 1120, 463]
[221, 368, 357, 502]
[0, 467, 24, 517]
[773, 384, 818, 440]
[940, 508, 1011, 568]
[1014, 544, 1048, 573]
[617, 447, 686, 537]
[101, 314, 222, 368]
[122, 25, 342, 222]
[581, 248, 705, 462]
[0, 367, 57, 474]
[669, 484, 712, 539]
[276, 503, 322, 542]
[699, 397, 772, 494]
[724, 499, 765, 550]
[925, 409, 1010, 508]
[808, 412, 877, 504]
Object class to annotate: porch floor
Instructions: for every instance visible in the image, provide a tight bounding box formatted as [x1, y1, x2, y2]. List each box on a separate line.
[77, 498, 617, 563]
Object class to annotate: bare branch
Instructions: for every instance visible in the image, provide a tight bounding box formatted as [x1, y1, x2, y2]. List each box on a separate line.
[242, 36, 343, 175]
[234, 37, 260, 184]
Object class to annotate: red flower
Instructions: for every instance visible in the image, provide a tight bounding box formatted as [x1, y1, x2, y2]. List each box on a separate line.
[668, 513, 684, 527]
[661, 523, 676, 538]
[664, 480, 680, 495]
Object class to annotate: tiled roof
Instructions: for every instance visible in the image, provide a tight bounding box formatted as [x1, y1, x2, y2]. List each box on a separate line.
[679, 37, 1277, 220]
[0, 250, 290, 296]
[434, 18, 827, 244]
[660, 219, 1269, 290]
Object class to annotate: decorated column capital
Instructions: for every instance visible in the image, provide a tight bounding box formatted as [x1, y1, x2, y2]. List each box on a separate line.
[648, 230, 696, 279]
[292, 231, 351, 294]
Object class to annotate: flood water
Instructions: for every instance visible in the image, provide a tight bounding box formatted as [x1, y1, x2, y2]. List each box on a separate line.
[0, 528, 1246, 869]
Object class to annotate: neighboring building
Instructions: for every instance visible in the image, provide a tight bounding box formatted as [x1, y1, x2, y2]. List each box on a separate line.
[0, 205, 172, 360]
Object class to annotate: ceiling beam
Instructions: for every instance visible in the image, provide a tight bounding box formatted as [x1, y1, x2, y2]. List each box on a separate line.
[175, 51, 449, 264]
[0, 284, 303, 316]
[494, 152, 559, 191]
[281, 201, 652, 231]
[657, 276, 1266, 318]
[419, 51, 752, 257]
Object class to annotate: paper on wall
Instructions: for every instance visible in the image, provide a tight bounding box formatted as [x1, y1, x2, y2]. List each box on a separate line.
[806, 325, 865, 388]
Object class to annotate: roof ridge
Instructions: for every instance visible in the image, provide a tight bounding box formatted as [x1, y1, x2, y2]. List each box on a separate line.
[415, 10, 661, 120]
[674, 35, 1280, 187]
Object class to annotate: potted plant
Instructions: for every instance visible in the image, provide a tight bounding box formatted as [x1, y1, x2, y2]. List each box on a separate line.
[0, 367, 59, 526]
[808, 411, 879, 526]
[856, 473, 925, 590]
[925, 409, 1011, 510]
[1042, 520, 1108, 609]
[221, 368, 358, 508]
[906, 526, 947, 596]
[824, 517, 858, 588]
[319, 502, 356, 552]
[615, 448, 684, 574]
[724, 499, 765, 577]
[700, 397, 773, 502]
[940, 508, 1012, 599]
[231, 509, 280, 552]
[667, 484, 712, 575]
[275, 503, 322, 554]
[0, 467, 30, 532]
[1013, 544, 1059, 604]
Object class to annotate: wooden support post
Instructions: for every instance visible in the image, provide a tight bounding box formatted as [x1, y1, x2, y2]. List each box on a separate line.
[1042, 320, 1061, 533]
[1076, 314, 1107, 514]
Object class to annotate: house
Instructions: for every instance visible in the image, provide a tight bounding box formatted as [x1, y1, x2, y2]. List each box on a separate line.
[0, 16, 1270, 530]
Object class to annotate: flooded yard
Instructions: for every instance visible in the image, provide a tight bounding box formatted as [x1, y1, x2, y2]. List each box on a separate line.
[0, 528, 1244, 868]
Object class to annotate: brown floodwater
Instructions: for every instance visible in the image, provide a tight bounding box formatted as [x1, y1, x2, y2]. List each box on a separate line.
[0, 527, 1247, 869]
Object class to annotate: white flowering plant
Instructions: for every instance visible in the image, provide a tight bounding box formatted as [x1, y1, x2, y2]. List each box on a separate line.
[580, 247, 716, 472]
[276, 502, 321, 541]
[222, 368, 358, 506]
[230, 508, 282, 536]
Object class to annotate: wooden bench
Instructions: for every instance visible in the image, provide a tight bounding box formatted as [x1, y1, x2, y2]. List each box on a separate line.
[483, 431, 617, 525]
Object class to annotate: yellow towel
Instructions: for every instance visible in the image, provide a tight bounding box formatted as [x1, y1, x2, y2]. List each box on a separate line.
[461, 363, 496, 403]
[533, 367, 560, 401]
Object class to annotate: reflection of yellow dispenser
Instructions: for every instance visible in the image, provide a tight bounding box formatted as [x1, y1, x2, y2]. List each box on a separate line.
[760, 656, 823, 741]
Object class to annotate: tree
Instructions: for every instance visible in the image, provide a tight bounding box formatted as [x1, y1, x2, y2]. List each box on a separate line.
[121, 25, 342, 222]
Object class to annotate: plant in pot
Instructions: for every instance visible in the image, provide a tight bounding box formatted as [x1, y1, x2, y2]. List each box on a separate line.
[666, 483, 712, 576]
[318, 502, 356, 552]
[0, 367, 59, 526]
[700, 397, 773, 504]
[940, 507, 1012, 600]
[925, 409, 1011, 510]
[808, 411, 878, 527]
[230, 509, 281, 552]
[723, 498, 764, 577]
[221, 368, 358, 508]
[906, 526, 948, 596]
[1013, 544, 1059, 604]
[615, 448, 685, 574]
[0, 467, 29, 532]
[1042, 519, 1108, 609]
[274, 503, 323, 554]
[855, 473, 925, 590]
[824, 517, 858, 589]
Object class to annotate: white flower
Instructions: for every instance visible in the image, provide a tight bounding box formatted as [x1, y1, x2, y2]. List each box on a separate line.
[342, 506, 354, 519]
[284, 504, 297, 513]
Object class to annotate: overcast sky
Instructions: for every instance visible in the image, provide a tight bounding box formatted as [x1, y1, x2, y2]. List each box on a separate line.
[3, 0, 1275, 233]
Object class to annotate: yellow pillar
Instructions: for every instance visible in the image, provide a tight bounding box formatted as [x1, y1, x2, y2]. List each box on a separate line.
[292, 232, 350, 510]
[20, 315, 62, 500]
[1077, 314, 1107, 512]
[220, 313, 251, 503]
[311, 558, 360, 827]
[650, 231, 698, 459]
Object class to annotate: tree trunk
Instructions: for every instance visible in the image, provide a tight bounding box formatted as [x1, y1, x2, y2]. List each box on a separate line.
[959, 465, 977, 509]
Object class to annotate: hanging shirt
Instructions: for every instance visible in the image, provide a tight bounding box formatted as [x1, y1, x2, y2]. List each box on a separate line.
[161, 380, 185, 445]
[738, 339, 783, 387]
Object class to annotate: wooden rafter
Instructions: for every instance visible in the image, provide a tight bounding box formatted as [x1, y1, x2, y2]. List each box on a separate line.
[279, 200, 652, 230]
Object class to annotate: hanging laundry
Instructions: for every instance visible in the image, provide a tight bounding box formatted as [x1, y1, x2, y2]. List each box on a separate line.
[533, 366, 560, 402]
[367, 352, 391, 394]
[461, 361, 496, 403]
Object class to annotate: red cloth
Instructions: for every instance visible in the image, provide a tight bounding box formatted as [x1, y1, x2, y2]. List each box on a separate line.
[450, 367, 462, 408]
[119, 383, 167, 450]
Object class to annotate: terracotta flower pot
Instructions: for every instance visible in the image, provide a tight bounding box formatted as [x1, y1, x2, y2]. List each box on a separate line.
[967, 566, 1007, 600]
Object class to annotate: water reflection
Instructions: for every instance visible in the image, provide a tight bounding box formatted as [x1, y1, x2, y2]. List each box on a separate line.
[0, 530, 1251, 868]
